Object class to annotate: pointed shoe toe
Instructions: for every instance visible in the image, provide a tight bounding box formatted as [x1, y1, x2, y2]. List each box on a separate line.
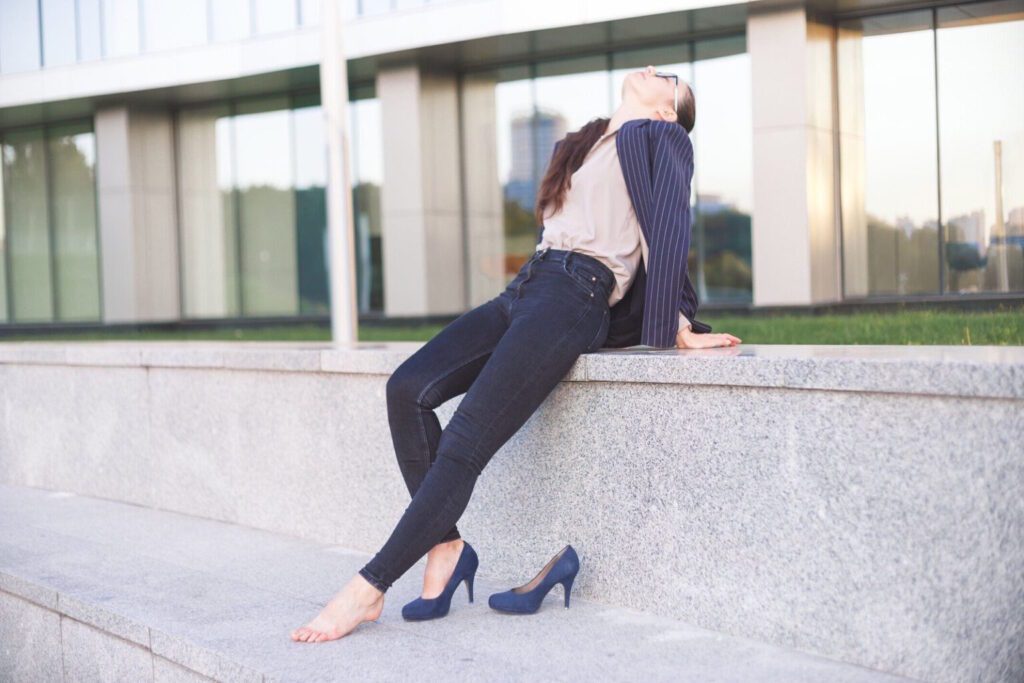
[488, 544, 580, 615]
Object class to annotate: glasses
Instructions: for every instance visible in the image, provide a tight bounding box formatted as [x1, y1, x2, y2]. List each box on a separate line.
[654, 71, 679, 113]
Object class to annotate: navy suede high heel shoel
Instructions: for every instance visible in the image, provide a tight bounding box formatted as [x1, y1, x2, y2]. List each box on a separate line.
[488, 544, 580, 614]
[401, 540, 478, 621]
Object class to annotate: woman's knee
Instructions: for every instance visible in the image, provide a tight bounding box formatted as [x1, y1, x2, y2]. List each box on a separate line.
[385, 357, 426, 405]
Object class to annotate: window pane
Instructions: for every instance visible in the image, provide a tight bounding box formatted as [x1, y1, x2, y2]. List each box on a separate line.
[102, 0, 141, 57]
[360, 0, 393, 16]
[299, 0, 321, 25]
[48, 123, 100, 321]
[1, 129, 53, 322]
[253, 0, 297, 35]
[293, 102, 329, 314]
[42, 0, 78, 67]
[937, 2, 1024, 293]
[458, 67, 529, 302]
[838, 11, 940, 297]
[141, 0, 207, 52]
[349, 97, 384, 312]
[693, 37, 752, 303]
[210, 0, 251, 42]
[234, 97, 298, 315]
[78, 0, 103, 61]
[0, 0, 42, 74]
[176, 105, 239, 319]
[496, 75, 537, 277]
[530, 56, 610, 265]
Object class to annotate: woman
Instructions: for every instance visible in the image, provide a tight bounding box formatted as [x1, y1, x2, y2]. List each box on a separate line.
[291, 64, 741, 643]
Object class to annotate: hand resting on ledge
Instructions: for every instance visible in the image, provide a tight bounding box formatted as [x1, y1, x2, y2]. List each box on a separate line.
[676, 323, 741, 349]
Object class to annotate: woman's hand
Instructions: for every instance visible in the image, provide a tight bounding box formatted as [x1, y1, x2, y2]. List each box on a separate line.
[676, 325, 741, 349]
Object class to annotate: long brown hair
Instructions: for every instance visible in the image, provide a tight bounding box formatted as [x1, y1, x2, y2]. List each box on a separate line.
[534, 117, 609, 227]
[534, 82, 696, 227]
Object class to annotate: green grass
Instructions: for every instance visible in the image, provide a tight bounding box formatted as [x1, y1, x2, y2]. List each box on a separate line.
[1, 305, 1021, 345]
[707, 308, 1023, 345]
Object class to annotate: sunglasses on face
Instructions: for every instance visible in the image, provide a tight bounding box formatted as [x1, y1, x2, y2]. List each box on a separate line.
[653, 71, 679, 113]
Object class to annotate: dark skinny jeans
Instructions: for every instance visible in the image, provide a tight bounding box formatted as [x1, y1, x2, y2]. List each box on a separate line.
[358, 247, 614, 593]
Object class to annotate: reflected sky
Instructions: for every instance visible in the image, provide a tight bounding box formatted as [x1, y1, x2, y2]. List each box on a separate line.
[491, 49, 753, 216]
[349, 98, 383, 184]
[860, 28, 938, 227]
[855, 13, 1023, 232]
[937, 17, 1023, 232]
[234, 106, 293, 191]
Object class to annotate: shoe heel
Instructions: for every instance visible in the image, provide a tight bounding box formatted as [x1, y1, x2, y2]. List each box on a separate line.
[561, 574, 575, 609]
[465, 571, 475, 603]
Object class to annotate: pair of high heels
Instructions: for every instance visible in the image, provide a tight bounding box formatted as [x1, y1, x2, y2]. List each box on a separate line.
[400, 541, 580, 620]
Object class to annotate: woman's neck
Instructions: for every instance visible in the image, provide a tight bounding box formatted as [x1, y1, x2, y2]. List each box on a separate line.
[606, 102, 656, 137]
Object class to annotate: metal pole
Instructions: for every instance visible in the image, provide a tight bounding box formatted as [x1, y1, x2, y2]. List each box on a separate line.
[321, 0, 358, 344]
[993, 140, 1009, 292]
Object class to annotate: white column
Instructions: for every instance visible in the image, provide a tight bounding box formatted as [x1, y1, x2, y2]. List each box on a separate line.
[321, 0, 359, 344]
[377, 64, 466, 317]
[748, 6, 842, 306]
[94, 105, 180, 323]
[460, 71, 505, 308]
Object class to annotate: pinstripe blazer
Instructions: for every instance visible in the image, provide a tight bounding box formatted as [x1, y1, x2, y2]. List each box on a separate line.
[537, 118, 713, 348]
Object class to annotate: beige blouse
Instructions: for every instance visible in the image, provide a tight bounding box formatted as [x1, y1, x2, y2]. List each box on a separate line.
[536, 127, 692, 333]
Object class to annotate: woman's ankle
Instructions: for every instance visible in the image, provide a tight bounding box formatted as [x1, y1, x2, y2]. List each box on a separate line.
[430, 537, 463, 554]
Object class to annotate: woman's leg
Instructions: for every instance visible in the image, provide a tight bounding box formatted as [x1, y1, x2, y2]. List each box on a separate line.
[384, 295, 510, 544]
[290, 294, 513, 643]
[358, 282, 605, 593]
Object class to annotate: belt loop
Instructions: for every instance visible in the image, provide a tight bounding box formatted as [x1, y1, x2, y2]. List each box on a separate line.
[538, 246, 550, 260]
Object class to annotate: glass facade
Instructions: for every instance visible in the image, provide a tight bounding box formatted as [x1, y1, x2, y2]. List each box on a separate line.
[0, 0, 319, 74]
[2, 3, 1018, 329]
[462, 37, 753, 305]
[142, 0, 208, 52]
[42, 0, 78, 68]
[358, 0, 456, 15]
[348, 94, 385, 313]
[175, 90, 383, 320]
[0, 0, 41, 74]
[0, 122, 101, 323]
[838, 2, 1023, 297]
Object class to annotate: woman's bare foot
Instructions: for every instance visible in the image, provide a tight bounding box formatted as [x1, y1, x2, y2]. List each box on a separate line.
[290, 573, 385, 643]
[421, 538, 465, 599]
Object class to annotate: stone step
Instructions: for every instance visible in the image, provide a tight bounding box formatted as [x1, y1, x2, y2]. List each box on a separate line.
[0, 483, 912, 683]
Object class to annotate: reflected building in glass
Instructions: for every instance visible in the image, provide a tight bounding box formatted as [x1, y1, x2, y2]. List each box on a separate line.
[0, 0, 1020, 330]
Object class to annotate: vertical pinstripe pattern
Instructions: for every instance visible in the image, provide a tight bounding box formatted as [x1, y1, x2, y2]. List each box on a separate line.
[536, 119, 710, 347]
[617, 119, 701, 347]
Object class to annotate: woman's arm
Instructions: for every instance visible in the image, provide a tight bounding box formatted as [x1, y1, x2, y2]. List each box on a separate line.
[641, 121, 696, 348]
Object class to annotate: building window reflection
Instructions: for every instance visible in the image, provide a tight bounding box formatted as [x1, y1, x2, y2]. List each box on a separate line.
[838, 4, 1023, 297]
[936, 2, 1024, 294]
[0, 0, 41, 74]
[41, 0, 78, 67]
[0, 122, 101, 323]
[142, 0, 208, 52]
[348, 91, 385, 313]
[175, 90, 382, 320]
[461, 37, 753, 306]
[0, 0, 323, 71]
[102, 0, 141, 58]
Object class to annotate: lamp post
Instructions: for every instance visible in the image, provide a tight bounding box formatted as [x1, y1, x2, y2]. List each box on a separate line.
[321, 0, 358, 344]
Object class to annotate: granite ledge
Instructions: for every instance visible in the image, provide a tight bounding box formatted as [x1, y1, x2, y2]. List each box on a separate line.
[0, 340, 1020, 400]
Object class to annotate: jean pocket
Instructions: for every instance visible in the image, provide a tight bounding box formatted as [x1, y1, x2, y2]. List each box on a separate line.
[562, 259, 603, 299]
